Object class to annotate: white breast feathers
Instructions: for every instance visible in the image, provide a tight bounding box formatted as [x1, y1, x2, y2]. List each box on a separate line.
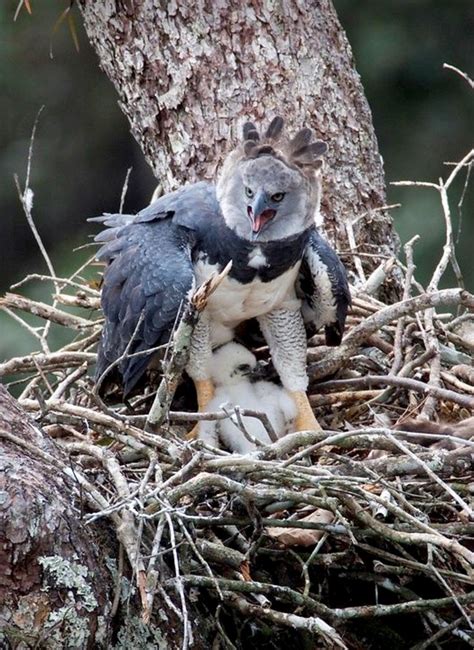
[194, 255, 301, 333]
[198, 342, 297, 453]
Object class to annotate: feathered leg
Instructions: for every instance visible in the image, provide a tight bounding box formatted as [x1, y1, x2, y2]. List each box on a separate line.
[258, 308, 321, 432]
[186, 316, 214, 439]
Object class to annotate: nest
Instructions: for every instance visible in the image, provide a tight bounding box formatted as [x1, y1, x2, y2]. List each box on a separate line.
[1, 149, 473, 649]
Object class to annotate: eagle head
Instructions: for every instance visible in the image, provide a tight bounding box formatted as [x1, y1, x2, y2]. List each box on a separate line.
[216, 117, 327, 242]
[210, 342, 258, 386]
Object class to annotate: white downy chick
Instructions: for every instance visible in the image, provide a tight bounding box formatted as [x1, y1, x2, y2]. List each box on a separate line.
[198, 342, 297, 453]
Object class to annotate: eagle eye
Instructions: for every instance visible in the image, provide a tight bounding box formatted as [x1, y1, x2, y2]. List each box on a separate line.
[245, 186, 254, 199]
[271, 192, 285, 203]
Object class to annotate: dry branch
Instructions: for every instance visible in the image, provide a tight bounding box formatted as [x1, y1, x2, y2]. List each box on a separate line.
[2, 143, 474, 648]
[0, 292, 97, 330]
[145, 261, 232, 432]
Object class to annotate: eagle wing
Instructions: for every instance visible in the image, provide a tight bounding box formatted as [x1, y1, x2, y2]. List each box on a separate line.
[91, 182, 217, 395]
[297, 229, 351, 345]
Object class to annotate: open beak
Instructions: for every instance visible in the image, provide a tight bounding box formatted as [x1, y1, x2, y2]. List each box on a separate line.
[247, 191, 276, 239]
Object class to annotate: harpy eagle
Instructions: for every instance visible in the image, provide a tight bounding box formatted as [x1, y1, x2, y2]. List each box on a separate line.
[92, 117, 350, 431]
[198, 341, 297, 453]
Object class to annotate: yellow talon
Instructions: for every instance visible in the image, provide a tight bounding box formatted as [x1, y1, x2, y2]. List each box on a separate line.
[186, 378, 215, 440]
[195, 378, 215, 411]
[290, 390, 322, 432]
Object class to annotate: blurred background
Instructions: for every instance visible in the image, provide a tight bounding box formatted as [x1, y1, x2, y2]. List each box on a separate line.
[1, 0, 473, 363]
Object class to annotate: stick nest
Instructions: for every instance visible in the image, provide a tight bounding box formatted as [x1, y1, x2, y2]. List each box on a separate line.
[2, 151, 474, 649]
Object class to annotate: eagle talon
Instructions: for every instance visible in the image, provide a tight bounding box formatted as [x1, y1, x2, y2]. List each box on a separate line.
[195, 378, 215, 412]
[186, 378, 215, 440]
[290, 390, 322, 432]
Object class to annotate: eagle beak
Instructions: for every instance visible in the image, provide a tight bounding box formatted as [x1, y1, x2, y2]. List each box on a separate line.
[247, 360, 274, 381]
[247, 191, 276, 239]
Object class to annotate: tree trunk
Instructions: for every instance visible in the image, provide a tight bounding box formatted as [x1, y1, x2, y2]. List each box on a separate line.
[79, 0, 399, 284]
[0, 386, 113, 648]
[0, 386, 205, 648]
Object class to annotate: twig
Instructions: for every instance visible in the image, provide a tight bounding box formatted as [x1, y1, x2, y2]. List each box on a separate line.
[145, 262, 232, 432]
[313, 374, 474, 410]
[119, 167, 133, 213]
[358, 257, 396, 296]
[309, 288, 474, 381]
[337, 492, 474, 566]
[345, 218, 366, 283]
[0, 293, 97, 330]
[381, 431, 473, 520]
[330, 591, 474, 621]
[1, 351, 96, 377]
[50, 364, 88, 400]
[14, 107, 59, 300]
[391, 236, 419, 375]
[0, 306, 45, 346]
[10, 272, 100, 295]
[226, 593, 347, 648]
[165, 512, 192, 649]
[443, 63, 474, 90]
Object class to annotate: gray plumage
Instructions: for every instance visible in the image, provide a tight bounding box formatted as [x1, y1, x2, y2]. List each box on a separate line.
[264, 116, 284, 140]
[298, 230, 351, 345]
[91, 118, 350, 397]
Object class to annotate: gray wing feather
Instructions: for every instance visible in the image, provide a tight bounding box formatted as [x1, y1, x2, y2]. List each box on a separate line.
[92, 182, 217, 395]
[96, 221, 194, 394]
[297, 230, 351, 345]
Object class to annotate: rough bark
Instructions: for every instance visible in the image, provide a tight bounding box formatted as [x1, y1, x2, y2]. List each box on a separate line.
[79, 0, 399, 285]
[0, 385, 213, 648]
[0, 386, 114, 647]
